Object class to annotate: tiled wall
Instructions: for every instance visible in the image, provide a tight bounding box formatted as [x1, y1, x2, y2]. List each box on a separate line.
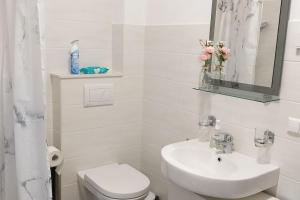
[52, 70, 144, 200]
[50, 24, 145, 200]
[141, 2, 300, 200]
[46, 1, 145, 200]
[46, 0, 113, 145]
[46, 0, 300, 200]
[145, 0, 211, 25]
[142, 24, 211, 200]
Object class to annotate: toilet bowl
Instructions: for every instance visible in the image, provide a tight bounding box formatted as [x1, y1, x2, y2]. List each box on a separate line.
[78, 163, 150, 200]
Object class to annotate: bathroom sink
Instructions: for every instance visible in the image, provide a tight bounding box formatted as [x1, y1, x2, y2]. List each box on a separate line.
[161, 140, 279, 199]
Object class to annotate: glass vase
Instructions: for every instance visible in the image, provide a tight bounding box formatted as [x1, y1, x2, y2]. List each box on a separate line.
[199, 68, 210, 89]
[214, 65, 225, 81]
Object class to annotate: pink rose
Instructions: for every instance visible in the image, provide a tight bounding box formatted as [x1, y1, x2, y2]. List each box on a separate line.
[200, 53, 211, 61]
[226, 49, 231, 55]
[205, 46, 214, 54]
[221, 47, 230, 55]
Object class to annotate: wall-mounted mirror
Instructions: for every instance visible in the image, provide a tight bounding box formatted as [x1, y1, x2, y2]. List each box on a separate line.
[205, 0, 291, 101]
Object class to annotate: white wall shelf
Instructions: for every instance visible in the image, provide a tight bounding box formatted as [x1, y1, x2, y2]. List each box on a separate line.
[193, 86, 280, 103]
[51, 72, 123, 79]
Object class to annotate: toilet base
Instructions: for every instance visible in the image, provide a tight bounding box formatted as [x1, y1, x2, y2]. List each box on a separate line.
[78, 172, 150, 200]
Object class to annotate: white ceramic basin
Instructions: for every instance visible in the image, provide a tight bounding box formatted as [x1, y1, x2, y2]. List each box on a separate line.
[161, 140, 279, 199]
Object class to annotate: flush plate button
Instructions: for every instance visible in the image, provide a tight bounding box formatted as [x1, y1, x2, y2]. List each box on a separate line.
[84, 84, 114, 107]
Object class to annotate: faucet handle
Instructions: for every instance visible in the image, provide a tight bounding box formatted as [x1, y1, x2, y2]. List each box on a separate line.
[212, 132, 233, 143]
[224, 133, 233, 143]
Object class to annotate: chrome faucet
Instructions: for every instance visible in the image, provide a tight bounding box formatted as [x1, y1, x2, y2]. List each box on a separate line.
[210, 132, 234, 154]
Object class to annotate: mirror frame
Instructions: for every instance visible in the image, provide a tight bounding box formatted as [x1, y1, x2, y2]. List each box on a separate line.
[209, 0, 291, 96]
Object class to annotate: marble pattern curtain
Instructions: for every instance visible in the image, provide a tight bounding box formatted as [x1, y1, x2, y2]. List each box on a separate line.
[0, 0, 51, 200]
[216, 0, 263, 84]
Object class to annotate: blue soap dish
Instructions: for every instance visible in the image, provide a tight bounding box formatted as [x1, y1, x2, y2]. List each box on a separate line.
[80, 66, 110, 74]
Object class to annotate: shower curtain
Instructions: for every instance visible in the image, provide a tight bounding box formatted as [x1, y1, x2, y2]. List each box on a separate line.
[0, 0, 52, 200]
[216, 0, 263, 84]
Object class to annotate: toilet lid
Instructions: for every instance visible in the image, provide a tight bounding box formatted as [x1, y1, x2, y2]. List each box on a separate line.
[84, 164, 150, 199]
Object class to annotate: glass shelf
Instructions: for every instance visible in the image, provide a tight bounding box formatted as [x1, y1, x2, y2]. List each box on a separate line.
[193, 86, 280, 103]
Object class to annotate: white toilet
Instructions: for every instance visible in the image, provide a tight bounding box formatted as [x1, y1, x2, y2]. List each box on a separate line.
[78, 163, 151, 200]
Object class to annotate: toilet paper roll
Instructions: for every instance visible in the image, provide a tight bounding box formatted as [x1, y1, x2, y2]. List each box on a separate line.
[47, 146, 64, 169]
[145, 192, 156, 200]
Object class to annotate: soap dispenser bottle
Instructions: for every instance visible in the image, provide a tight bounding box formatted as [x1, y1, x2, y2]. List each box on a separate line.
[70, 40, 80, 74]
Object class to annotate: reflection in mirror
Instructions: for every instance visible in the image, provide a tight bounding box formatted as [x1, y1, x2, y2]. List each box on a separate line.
[212, 0, 282, 88]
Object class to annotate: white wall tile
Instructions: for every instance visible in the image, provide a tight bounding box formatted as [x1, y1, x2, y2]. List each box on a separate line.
[290, 1, 300, 21]
[280, 61, 300, 102]
[61, 122, 142, 159]
[47, 0, 112, 23]
[275, 175, 300, 200]
[284, 21, 300, 62]
[61, 183, 80, 200]
[60, 99, 142, 132]
[46, 20, 112, 49]
[272, 137, 300, 182]
[61, 146, 140, 186]
[145, 0, 212, 25]
[124, 0, 147, 25]
[46, 48, 69, 74]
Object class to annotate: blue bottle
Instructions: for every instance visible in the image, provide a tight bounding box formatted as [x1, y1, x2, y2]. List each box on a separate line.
[70, 40, 80, 74]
